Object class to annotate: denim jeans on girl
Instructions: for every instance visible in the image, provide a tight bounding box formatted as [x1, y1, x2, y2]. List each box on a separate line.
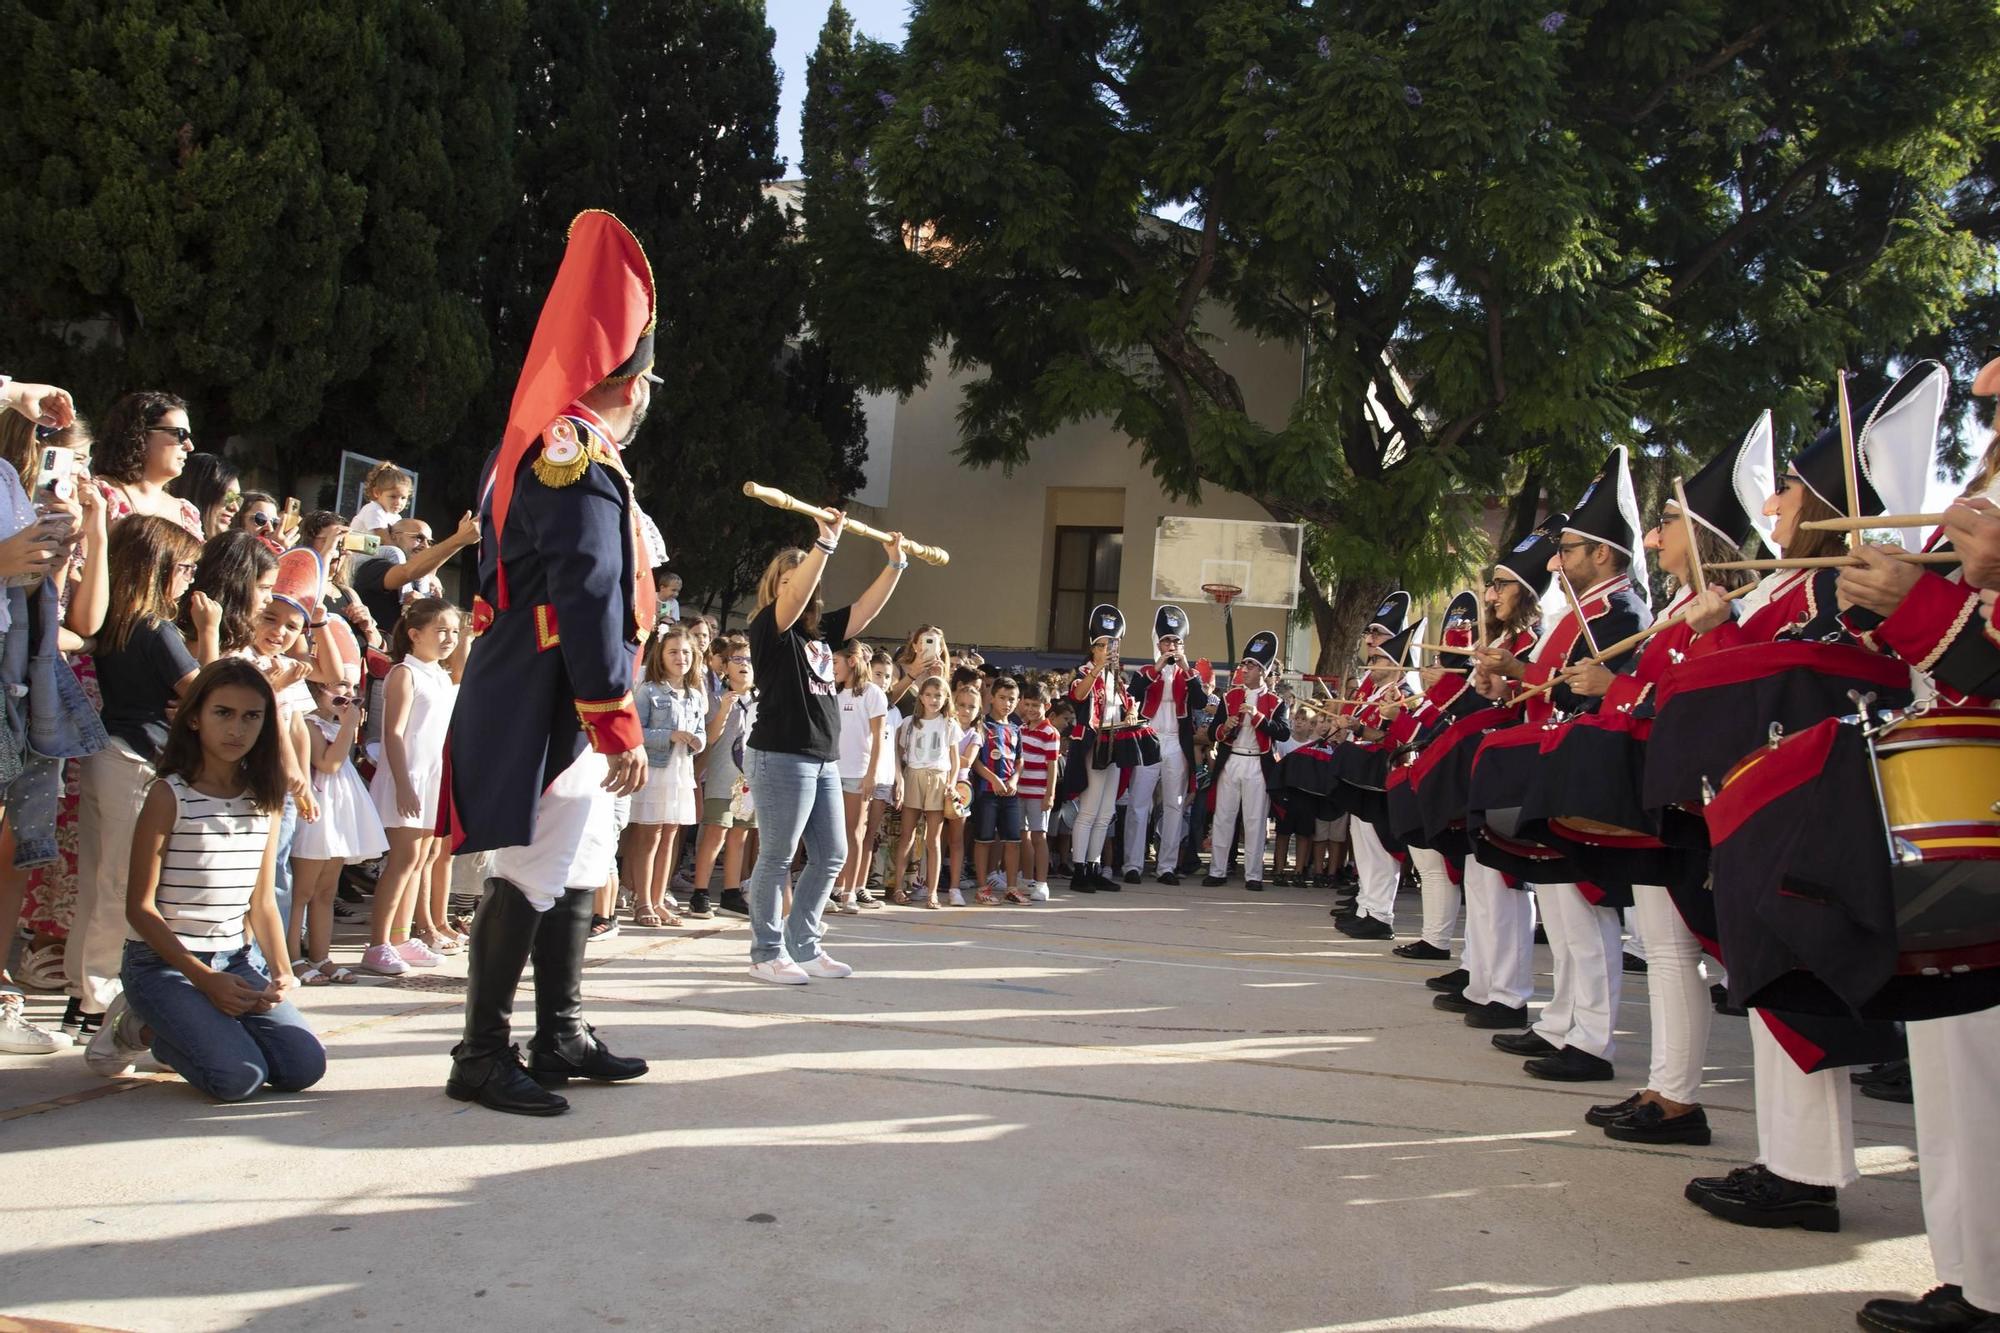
[119, 939, 325, 1101]
[742, 746, 846, 965]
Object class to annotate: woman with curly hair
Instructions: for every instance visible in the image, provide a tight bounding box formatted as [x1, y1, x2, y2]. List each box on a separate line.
[92, 391, 201, 538]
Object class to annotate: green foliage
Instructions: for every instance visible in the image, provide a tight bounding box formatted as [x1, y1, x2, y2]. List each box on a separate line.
[812, 0, 2000, 660]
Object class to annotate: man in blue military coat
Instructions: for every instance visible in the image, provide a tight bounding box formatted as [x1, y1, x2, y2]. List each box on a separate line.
[442, 210, 659, 1116]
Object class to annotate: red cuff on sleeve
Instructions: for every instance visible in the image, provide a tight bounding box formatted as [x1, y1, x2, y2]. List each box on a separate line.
[576, 694, 642, 754]
[1878, 572, 1981, 675]
[1603, 675, 1650, 713]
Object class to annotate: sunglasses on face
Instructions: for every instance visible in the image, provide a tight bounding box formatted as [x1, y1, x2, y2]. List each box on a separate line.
[328, 694, 357, 708]
[149, 426, 194, 446]
[249, 512, 276, 528]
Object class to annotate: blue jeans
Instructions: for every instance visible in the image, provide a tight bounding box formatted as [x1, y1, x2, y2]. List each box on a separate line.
[250, 796, 298, 975]
[742, 746, 845, 964]
[119, 939, 325, 1102]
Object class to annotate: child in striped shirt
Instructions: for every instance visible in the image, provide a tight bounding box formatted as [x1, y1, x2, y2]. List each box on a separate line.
[86, 660, 327, 1101]
[1014, 680, 1063, 902]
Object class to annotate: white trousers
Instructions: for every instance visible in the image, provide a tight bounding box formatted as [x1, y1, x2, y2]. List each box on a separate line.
[1208, 757, 1268, 880]
[1073, 763, 1120, 866]
[1750, 1012, 1858, 1188]
[67, 742, 154, 1012]
[1909, 1008, 2000, 1310]
[1351, 819, 1401, 924]
[1461, 859, 1535, 1009]
[1532, 882, 1622, 1059]
[1631, 884, 1710, 1103]
[490, 751, 615, 912]
[1411, 846, 1458, 949]
[1123, 746, 1189, 873]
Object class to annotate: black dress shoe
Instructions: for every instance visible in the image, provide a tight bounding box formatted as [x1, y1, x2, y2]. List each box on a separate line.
[1861, 1068, 1914, 1104]
[1203, 874, 1226, 887]
[1123, 870, 1141, 885]
[529, 1025, 649, 1087]
[1425, 968, 1470, 993]
[1684, 1163, 1839, 1232]
[1157, 871, 1180, 886]
[1605, 1101, 1711, 1144]
[1432, 990, 1475, 1014]
[1070, 868, 1097, 894]
[1095, 868, 1121, 892]
[1392, 940, 1451, 961]
[1585, 1091, 1643, 1128]
[1492, 1030, 1558, 1057]
[1710, 982, 1747, 1016]
[1245, 880, 1265, 892]
[1463, 1000, 1530, 1029]
[1858, 1285, 1999, 1333]
[1339, 915, 1392, 940]
[1622, 951, 1649, 973]
[447, 1044, 570, 1116]
[1525, 1047, 1616, 1081]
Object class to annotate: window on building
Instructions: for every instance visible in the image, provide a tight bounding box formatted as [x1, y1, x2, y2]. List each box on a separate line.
[1048, 526, 1123, 652]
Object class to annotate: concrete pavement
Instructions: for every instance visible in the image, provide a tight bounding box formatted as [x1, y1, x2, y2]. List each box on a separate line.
[1, 882, 1930, 1331]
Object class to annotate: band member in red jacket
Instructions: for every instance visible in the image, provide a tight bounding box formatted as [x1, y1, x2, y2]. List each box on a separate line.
[1202, 632, 1289, 891]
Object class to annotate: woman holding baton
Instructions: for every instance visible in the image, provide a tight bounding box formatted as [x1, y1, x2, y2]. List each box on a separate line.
[740, 508, 908, 984]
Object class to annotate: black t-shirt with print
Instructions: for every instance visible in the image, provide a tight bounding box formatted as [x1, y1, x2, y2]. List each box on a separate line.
[746, 602, 852, 762]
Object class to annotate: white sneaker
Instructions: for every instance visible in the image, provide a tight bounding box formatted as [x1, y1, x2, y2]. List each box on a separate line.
[984, 871, 1007, 893]
[394, 938, 442, 968]
[83, 996, 154, 1076]
[1028, 881, 1050, 903]
[947, 887, 966, 907]
[0, 992, 65, 1053]
[358, 943, 409, 976]
[795, 952, 853, 979]
[747, 958, 810, 985]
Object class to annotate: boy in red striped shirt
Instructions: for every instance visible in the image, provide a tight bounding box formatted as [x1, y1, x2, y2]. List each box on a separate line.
[1014, 680, 1063, 902]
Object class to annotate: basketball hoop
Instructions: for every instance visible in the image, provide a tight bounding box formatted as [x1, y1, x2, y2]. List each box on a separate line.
[1201, 582, 1245, 663]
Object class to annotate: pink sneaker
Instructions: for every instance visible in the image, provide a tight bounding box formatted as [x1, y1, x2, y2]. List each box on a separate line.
[358, 943, 408, 976]
[394, 938, 442, 969]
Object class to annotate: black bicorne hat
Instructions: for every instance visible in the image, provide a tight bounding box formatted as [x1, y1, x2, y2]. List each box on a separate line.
[1369, 590, 1412, 637]
[1087, 603, 1125, 644]
[1794, 361, 1946, 524]
[1378, 616, 1426, 670]
[1438, 590, 1481, 668]
[1678, 411, 1775, 548]
[1154, 604, 1188, 642]
[1493, 512, 1567, 598]
[1242, 630, 1278, 670]
[1563, 445, 1648, 600]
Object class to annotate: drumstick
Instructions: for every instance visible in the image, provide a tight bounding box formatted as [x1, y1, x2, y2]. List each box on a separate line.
[1837, 369, 1861, 552]
[1509, 582, 1761, 705]
[1556, 566, 1603, 659]
[740, 481, 951, 566]
[1798, 513, 1948, 532]
[1706, 551, 1961, 571]
[1673, 476, 1705, 591]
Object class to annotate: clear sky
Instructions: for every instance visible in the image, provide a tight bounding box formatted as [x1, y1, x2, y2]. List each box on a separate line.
[769, 0, 912, 178]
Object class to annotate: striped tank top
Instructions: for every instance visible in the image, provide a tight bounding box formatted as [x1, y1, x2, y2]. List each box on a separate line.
[138, 774, 273, 953]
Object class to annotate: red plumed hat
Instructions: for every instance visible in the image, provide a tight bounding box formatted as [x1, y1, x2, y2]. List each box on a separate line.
[485, 210, 659, 604]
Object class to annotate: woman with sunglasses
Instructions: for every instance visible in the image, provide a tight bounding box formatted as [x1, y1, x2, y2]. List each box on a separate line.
[167, 453, 242, 538]
[90, 392, 201, 539]
[233, 492, 280, 537]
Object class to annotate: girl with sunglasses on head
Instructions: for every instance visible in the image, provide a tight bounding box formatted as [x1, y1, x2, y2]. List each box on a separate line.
[286, 676, 387, 983]
[91, 391, 201, 538]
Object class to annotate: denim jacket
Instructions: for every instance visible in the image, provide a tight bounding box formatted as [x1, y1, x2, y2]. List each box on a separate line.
[636, 680, 708, 768]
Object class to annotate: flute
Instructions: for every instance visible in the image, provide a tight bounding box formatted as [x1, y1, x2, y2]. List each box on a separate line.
[740, 482, 950, 566]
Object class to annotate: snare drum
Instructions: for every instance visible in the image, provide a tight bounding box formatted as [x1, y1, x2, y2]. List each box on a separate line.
[1872, 706, 2000, 974]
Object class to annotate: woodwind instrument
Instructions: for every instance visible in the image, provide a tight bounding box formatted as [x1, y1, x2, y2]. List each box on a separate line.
[740, 481, 950, 566]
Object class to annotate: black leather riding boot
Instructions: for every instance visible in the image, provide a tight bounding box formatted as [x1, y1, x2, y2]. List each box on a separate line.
[445, 878, 568, 1116]
[527, 886, 647, 1086]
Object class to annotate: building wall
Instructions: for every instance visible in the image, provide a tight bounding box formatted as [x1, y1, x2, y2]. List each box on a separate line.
[821, 322, 1314, 668]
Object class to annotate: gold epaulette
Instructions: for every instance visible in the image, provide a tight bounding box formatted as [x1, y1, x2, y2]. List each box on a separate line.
[532, 417, 594, 488]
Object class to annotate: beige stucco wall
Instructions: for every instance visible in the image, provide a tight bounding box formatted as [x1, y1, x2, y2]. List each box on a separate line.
[821, 322, 1316, 667]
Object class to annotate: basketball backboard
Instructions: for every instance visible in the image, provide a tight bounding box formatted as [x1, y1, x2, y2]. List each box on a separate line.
[1150, 515, 1303, 610]
[336, 450, 419, 519]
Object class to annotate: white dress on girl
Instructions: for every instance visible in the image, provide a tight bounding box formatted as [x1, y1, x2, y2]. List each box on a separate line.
[368, 657, 457, 831]
[293, 713, 389, 862]
[631, 680, 706, 826]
